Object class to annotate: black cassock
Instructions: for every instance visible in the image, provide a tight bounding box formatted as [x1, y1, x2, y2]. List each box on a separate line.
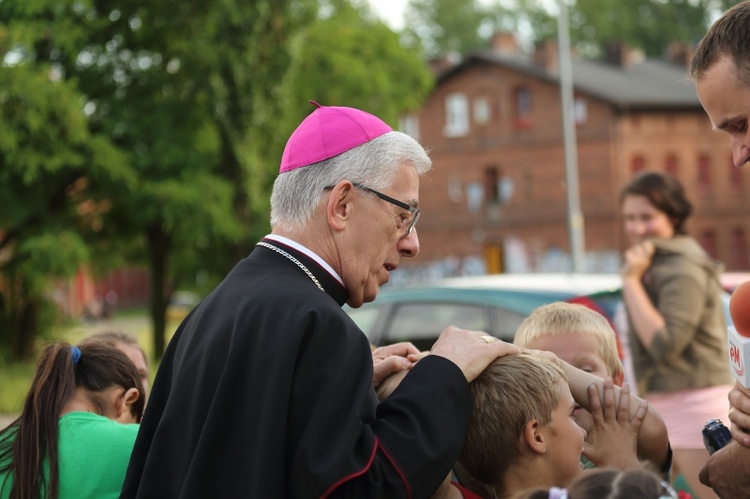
[121, 239, 472, 498]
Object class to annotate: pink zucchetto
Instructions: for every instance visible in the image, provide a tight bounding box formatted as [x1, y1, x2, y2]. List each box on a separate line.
[279, 101, 393, 173]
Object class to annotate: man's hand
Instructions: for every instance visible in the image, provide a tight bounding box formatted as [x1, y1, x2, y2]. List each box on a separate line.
[372, 342, 420, 388]
[429, 326, 520, 382]
[700, 440, 750, 498]
[728, 381, 750, 447]
[583, 378, 646, 469]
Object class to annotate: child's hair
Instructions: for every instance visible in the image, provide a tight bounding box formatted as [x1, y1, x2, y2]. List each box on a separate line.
[0, 342, 144, 499]
[458, 354, 567, 488]
[513, 302, 624, 382]
[511, 466, 677, 499]
[79, 330, 147, 364]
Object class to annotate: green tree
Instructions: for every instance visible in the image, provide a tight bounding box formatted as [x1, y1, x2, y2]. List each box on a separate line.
[403, 0, 494, 59]
[0, 64, 130, 359]
[401, 0, 739, 60]
[280, 4, 434, 141]
[0, 0, 317, 358]
[567, 0, 739, 58]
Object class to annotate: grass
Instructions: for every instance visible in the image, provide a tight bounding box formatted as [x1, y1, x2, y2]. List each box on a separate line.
[0, 309, 180, 416]
[0, 362, 36, 416]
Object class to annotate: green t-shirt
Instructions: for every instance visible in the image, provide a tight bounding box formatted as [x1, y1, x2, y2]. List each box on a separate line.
[0, 412, 139, 499]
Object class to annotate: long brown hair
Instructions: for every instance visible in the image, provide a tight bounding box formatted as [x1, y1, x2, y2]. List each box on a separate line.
[0, 342, 143, 498]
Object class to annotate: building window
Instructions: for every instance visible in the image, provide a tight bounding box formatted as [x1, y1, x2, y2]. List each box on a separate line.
[444, 92, 469, 137]
[466, 181, 484, 213]
[484, 167, 500, 204]
[574, 97, 587, 125]
[473, 96, 490, 125]
[399, 114, 420, 141]
[700, 229, 718, 259]
[732, 227, 749, 269]
[729, 154, 742, 194]
[631, 155, 645, 175]
[698, 154, 712, 195]
[665, 153, 679, 177]
[514, 86, 532, 128]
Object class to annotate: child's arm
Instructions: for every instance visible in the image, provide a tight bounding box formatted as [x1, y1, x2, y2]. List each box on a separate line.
[523, 349, 670, 470]
[560, 359, 670, 470]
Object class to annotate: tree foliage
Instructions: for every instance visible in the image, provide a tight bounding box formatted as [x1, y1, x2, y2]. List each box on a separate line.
[403, 0, 495, 59]
[402, 0, 741, 59]
[567, 0, 740, 57]
[280, 4, 434, 139]
[0, 0, 318, 359]
[0, 0, 436, 360]
[0, 63, 130, 358]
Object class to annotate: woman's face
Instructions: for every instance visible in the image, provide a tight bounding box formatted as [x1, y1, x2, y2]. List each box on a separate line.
[621, 194, 675, 245]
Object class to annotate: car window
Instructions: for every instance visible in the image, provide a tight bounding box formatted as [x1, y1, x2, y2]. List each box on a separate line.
[489, 307, 527, 341]
[386, 303, 486, 351]
[346, 306, 382, 339]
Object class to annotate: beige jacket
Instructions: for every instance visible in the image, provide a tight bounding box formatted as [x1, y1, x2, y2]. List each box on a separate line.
[626, 235, 733, 394]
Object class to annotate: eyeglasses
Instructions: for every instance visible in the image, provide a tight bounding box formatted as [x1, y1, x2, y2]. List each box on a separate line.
[324, 182, 420, 236]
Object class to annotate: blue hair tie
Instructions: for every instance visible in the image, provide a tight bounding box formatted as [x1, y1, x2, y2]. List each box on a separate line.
[71, 346, 81, 364]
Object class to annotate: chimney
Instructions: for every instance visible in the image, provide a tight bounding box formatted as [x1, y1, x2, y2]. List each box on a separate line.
[533, 40, 559, 73]
[491, 32, 519, 55]
[603, 42, 644, 68]
[666, 41, 695, 67]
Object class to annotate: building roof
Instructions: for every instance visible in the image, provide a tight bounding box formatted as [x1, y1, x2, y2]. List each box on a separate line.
[438, 49, 701, 111]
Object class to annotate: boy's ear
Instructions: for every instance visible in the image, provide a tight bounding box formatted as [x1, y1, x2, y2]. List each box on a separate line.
[521, 419, 548, 455]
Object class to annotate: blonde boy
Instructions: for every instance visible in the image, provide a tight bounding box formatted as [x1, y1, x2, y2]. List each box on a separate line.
[513, 302, 670, 475]
[458, 354, 588, 498]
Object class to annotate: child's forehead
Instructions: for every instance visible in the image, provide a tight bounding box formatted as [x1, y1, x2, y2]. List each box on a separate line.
[533, 330, 601, 350]
[555, 379, 576, 406]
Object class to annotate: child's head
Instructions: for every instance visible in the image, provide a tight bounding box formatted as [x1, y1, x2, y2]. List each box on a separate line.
[513, 302, 624, 385]
[80, 330, 150, 398]
[511, 466, 678, 499]
[458, 354, 586, 494]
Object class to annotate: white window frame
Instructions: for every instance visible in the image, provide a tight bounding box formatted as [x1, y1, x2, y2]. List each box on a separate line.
[399, 114, 420, 141]
[444, 92, 469, 137]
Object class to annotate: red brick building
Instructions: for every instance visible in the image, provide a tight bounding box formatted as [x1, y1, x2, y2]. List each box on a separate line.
[394, 35, 750, 282]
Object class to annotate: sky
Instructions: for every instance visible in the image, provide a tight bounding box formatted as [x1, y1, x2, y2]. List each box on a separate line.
[366, 0, 408, 30]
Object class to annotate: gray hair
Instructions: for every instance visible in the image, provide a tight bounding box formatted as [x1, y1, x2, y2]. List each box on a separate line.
[270, 131, 431, 230]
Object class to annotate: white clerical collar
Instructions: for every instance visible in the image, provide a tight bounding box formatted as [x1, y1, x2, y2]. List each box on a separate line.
[264, 234, 344, 286]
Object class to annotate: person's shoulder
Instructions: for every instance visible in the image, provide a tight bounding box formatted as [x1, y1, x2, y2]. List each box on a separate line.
[60, 412, 139, 437]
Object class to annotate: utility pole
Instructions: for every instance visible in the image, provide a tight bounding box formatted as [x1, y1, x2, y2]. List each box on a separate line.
[557, 0, 586, 272]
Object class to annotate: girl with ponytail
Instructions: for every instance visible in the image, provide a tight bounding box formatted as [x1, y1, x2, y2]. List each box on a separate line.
[0, 342, 143, 498]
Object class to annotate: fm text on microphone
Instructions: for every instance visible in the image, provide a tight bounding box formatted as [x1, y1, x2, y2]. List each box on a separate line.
[728, 280, 750, 388]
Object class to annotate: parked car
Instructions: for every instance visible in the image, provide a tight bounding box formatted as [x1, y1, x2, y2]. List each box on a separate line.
[345, 273, 622, 351]
[344, 273, 733, 352]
